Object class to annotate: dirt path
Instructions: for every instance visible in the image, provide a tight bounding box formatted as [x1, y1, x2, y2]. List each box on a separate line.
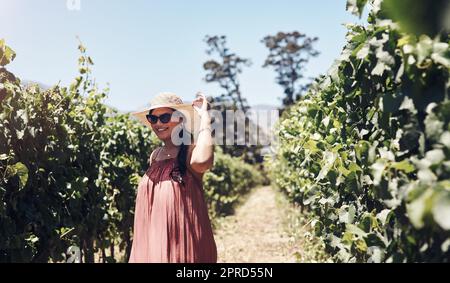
[213, 186, 329, 263]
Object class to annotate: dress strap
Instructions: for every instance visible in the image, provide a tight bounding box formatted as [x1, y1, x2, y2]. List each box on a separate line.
[154, 147, 163, 161]
[149, 147, 162, 166]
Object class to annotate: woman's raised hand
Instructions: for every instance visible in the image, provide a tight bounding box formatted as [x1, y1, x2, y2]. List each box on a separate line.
[192, 92, 209, 118]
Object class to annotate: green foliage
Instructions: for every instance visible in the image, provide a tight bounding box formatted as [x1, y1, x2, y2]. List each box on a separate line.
[262, 31, 319, 107]
[203, 35, 268, 165]
[203, 35, 252, 112]
[346, 0, 368, 18]
[203, 35, 260, 165]
[0, 40, 159, 262]
[383, 0, 450, 37]
[204, 147, 264, 218]
[0, 39, 262, 262]
[0, 39, 16, 67]
[269, 1, 450, 262]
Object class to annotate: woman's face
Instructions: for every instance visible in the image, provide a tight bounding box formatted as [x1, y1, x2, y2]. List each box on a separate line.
[149, 107, 182, 142]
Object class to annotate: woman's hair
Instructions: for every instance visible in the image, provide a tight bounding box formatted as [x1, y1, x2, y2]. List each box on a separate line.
[149, 108, 192, 183]
[173, 118, 192, 184]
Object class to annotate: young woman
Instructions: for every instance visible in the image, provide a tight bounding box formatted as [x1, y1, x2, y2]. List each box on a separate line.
[129, 92, 217, 263]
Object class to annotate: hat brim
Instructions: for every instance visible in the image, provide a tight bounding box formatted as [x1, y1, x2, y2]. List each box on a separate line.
[131, 103, 201, 135]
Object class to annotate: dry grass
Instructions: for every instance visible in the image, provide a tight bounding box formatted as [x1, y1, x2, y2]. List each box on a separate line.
[213, 186, 330, 263]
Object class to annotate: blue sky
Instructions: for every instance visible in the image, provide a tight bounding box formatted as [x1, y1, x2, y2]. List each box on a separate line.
[0, 0, 366, 111]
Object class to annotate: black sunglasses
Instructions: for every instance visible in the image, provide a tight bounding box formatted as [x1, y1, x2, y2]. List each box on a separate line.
[146, 113, 173, 124]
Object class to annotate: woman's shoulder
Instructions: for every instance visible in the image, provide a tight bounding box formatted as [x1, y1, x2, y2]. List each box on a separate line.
[148, 146, 162, 166]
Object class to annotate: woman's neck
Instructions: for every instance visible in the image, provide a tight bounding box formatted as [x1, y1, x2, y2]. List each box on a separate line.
[162, 140, 179, 151]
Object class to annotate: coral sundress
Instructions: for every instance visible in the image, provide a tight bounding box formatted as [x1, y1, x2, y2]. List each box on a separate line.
[129, 147, 217, 263]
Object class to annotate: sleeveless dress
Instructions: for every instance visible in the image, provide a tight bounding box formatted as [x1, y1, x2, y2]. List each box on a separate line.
[128, 148, 218, 263]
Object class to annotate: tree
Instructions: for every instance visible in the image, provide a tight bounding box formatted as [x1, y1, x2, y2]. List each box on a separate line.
[262, 31, 319, 107]
[203, 35, 251, 112]
[202, 35, 264, 164]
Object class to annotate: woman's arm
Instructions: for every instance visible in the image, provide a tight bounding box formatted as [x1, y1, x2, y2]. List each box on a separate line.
[189, 93, 214, 174]
[148, 147, 161, 166]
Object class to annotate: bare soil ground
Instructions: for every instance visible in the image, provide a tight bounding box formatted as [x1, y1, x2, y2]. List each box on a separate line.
[213, 186, 330, 263]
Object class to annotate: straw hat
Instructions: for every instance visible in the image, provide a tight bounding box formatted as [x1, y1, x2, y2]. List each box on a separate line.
[131, 92, 201, 134]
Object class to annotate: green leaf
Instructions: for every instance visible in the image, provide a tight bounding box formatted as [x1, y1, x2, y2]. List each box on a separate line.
[424, 104, 443, 138]
[371, 159, 387, 186]
[9, 162, 29, 190]
[399, 96, 417, 113]
[371, 61, 388, 76]
[376, 209, 392, 226]
[346, 223, 367, 237]
[418, 169, 437, 184]
[316, 151, 338, 181]
[16, 129, 25, 140]
[416, 35, 434, 63]
[391, 160, 415, 173]
[339, 205, 356, 224]
[355, 140, 370, 161]
[376, 49, 395, 67]
[432, 192, 450, 230]
[355, 238, 368, 252]
[346, 0, 368, 18]
[407, 189, 433, 229]
[26, 234, 39, 244]
[368, 246, 384, 263]
[383, 0, 450, 37]
[0, 39, 17, 66]
[442, 239, 450, 252]
[356, 44, 370, 59]
[431, 42, 450, 68]
[348, 162, 362, 173]
[440, 132, 450, 148]
[425, 149, 445, 165]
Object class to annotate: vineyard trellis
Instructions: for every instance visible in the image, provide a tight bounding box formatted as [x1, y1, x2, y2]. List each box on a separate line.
[0, 40, 263, 263]
[269, 0, 450, 262]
